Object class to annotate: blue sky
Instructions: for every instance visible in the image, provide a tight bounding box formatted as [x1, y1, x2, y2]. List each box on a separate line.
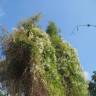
[0, 0, 96, 80]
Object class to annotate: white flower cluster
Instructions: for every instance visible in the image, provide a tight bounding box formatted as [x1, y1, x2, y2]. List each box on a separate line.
[28, 27, 52, 54]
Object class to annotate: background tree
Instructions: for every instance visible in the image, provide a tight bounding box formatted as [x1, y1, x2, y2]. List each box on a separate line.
[89, 71, 96, 96]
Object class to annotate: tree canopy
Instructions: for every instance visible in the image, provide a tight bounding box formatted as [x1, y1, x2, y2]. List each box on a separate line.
[0, 14, 88, 96]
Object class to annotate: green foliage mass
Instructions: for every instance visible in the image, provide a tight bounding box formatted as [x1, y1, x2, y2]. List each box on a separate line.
[0, 15, 88, 96]
[0, 91, 5, 96]
[46, 21, 88, 96]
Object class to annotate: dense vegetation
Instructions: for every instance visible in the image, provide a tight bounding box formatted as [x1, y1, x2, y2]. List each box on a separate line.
[0, 14, 88, 96]
[89, 71, 96, 96]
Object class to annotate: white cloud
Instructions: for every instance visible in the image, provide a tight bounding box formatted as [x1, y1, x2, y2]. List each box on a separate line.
[84, 71, 90, 80]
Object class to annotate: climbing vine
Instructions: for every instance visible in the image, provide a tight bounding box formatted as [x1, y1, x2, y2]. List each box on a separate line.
[0, 15, 88, 96]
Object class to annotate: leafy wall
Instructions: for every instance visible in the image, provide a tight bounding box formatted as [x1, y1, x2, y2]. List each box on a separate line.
[0, 15, 88, 96]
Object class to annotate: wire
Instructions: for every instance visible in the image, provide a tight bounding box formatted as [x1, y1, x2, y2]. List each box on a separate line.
[72, 24, 96, 34]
